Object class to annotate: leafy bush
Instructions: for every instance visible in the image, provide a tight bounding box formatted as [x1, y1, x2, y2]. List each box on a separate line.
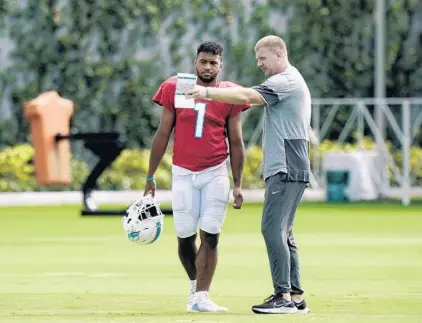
[0, 140, 421, 192]
[0, 144, 36, 191]
[99, 148, 173, 190]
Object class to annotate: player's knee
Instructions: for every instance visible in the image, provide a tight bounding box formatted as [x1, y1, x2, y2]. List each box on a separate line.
[200, 214, 224, 237]
[200, 230, 219, 250]
[174, 221, 197, 239]
[178, 234, 196, 249]
[178, 234, 196, 256]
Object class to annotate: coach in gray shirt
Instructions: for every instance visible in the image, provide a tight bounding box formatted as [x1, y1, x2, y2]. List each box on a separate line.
[186, 35, 311, 315]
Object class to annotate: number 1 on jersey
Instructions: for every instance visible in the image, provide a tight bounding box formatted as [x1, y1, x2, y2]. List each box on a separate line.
[194, 102, 207, 138]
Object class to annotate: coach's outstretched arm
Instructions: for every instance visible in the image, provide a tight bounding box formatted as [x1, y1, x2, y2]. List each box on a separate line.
[185, 85, 266, 105]
[144, 108, 175, 197]
[227, 112, 245, 209]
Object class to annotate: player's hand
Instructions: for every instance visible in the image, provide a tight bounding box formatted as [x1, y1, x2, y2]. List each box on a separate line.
[232, 187, 244, 210]
[144, 179, 156, 197]
[185, 85, 207, 99]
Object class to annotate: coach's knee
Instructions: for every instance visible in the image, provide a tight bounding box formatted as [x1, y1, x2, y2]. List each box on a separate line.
[261, 223, 276, 240]
[261, 223, 288, 243]
[287, 229, 297, 248]
[200, 230, 219, 250]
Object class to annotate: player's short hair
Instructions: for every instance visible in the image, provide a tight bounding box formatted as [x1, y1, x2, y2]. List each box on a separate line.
[197, 41, 224, 57]
[254, 35, 287, 54]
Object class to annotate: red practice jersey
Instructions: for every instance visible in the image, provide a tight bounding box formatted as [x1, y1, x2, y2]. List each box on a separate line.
[152, 76, 249, 171]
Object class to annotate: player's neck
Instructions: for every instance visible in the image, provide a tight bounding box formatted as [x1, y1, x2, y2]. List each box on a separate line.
[196, 79, 219, 87]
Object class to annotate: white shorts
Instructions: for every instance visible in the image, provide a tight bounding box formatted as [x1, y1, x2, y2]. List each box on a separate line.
[171, 163, 230, 238]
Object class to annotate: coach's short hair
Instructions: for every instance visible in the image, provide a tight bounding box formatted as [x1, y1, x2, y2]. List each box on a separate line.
[254, 35, 287, 54]
[197, 41, 224, 57]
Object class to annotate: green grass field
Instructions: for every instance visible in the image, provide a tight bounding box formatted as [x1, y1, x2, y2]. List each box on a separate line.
[0, 201, 421, 323]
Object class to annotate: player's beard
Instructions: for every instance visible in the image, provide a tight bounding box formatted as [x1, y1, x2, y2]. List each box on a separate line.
[196, 69, 217, 84]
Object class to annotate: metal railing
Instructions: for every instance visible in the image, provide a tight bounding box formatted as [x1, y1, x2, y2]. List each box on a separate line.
[244, 98, 422, 206]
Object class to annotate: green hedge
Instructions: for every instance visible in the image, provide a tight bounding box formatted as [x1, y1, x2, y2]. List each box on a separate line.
[0, 140, 421, 192]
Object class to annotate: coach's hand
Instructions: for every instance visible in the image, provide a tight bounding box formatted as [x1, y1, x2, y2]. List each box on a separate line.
[144, 179, 156, 197]
[232, 187, 244, 209]
[185, 85, 206, 99]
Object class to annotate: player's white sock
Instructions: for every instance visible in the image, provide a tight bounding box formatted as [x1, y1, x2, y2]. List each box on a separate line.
[190, 280, 197, 294]
[186, 280, 197, 311]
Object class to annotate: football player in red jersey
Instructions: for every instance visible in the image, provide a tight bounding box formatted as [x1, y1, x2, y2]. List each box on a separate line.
[144, 41, 249, 312]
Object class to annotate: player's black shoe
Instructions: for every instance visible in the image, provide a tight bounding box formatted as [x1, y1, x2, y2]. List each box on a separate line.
[251, 294, 298, 314]
[294, 299, 310, 313]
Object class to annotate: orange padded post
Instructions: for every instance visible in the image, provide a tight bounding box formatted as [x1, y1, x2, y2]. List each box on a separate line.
[24, 91, 74, 185]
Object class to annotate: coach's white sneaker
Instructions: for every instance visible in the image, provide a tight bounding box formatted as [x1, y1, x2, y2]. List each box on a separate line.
[189, 291, 228, 312]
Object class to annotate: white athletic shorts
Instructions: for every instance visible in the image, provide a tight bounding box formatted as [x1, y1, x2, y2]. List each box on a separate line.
[171, 161, 230, 238]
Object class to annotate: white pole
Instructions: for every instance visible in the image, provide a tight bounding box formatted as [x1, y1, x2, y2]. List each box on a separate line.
[402, 101, 411, 206]
[358, 104, 364, 150]
[375, 0, 386, 97]
[312, 104, 320, 184]
[375, 0, 387, 198]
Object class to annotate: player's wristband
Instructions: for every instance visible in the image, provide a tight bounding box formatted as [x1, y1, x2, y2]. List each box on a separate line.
[205, 88, 210, 98]
[146, 176, 155, 182]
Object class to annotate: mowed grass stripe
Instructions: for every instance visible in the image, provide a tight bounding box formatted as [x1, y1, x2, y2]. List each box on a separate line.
[0, 202, 421, 323]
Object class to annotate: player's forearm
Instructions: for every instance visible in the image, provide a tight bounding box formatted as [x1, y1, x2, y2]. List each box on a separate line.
[147, 133, 170, 177]
[229, 141, 245, 188]
[207, 87, 253, 105]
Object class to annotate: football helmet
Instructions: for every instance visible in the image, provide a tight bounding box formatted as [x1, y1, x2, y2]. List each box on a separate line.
[122, 194, 164, 245]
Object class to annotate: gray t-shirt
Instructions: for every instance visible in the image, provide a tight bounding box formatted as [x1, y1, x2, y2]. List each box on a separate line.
[252, 65, 311, 182]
